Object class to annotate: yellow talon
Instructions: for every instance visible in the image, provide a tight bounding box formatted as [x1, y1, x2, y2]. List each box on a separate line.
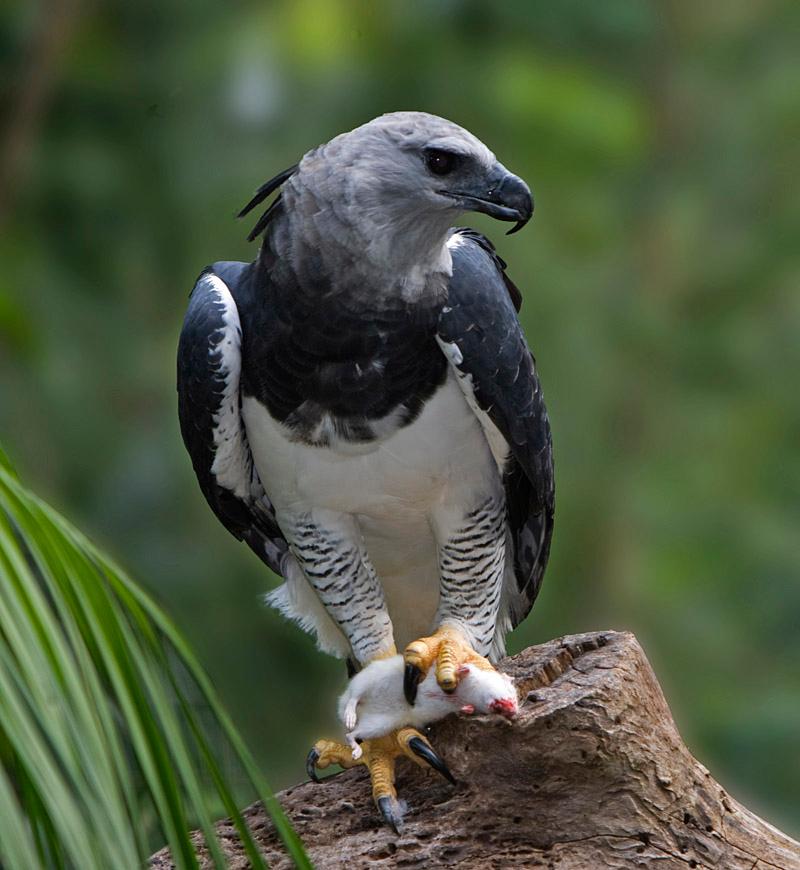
[404, 625, 494, 698]
[307, 738, 360, 776]
[307, 641, 462, 831]
[366, 749, 395, 804]
[306, 726, 455, 832]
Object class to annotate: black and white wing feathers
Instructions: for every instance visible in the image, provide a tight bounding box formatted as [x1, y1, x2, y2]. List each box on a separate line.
[438, 230, 555, 628]
[177, 262, 289, 575]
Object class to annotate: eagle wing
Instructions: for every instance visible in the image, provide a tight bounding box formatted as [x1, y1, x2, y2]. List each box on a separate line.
[437, 229, 555, 629]
[177, 262, 289, 576]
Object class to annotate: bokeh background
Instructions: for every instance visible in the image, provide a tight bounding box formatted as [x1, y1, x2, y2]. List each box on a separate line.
[2, 0, 798, 837]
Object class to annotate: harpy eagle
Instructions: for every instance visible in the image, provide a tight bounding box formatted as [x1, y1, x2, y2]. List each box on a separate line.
[177, 112, 554, 829]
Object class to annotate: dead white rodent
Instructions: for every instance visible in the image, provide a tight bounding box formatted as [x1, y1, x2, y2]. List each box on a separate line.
[338, 654, 518, 759]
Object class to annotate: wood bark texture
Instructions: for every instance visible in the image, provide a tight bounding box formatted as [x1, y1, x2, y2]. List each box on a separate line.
[150, 630, 800, 869]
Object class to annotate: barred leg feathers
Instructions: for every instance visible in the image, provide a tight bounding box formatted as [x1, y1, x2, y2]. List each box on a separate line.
[285, 513, 396, 664]
[434, 494, 508, 659]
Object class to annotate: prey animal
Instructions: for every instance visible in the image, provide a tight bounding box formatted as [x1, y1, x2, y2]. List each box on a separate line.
[177, 112, 554, 830]
[338, 655, 518, 759]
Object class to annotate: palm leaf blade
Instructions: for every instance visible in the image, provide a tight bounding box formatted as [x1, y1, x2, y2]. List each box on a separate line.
[0, 454, 311, 869]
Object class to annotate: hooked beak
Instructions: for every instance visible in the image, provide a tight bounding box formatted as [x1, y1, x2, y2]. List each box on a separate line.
[438, 162, 533, 235]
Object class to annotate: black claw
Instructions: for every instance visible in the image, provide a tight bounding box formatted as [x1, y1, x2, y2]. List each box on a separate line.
[404, 663, 422, 705]
[408, 736, 456, 785]
[306, 748, 320, 783]
[377, 796, 403, 834]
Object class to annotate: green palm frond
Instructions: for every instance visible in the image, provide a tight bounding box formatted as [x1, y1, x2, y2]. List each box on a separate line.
[0, 448, 309, 869]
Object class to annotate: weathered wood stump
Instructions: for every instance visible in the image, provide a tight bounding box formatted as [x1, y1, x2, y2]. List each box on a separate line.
[150, 631, 800, 868]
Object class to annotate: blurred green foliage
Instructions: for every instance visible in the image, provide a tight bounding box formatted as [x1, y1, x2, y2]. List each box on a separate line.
[1, 0, 798, 837]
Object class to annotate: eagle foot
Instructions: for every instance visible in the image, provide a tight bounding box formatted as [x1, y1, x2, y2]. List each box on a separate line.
[403, 625, 494, 704]
[306, 727, 454, 833]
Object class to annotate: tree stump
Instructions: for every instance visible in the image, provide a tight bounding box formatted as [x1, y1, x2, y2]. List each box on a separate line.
[150, 631, 800, 868]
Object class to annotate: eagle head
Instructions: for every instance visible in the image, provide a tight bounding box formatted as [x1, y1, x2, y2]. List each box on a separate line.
[243, 112, 533, 288]
[302, 111, 533, 241]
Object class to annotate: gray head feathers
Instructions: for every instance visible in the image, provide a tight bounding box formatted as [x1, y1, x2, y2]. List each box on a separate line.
[239, 112, 495, 243]
[239, 111, 531, 298]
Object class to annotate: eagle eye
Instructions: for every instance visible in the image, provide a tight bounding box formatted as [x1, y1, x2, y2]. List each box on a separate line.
[424, 148, 460, 176]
